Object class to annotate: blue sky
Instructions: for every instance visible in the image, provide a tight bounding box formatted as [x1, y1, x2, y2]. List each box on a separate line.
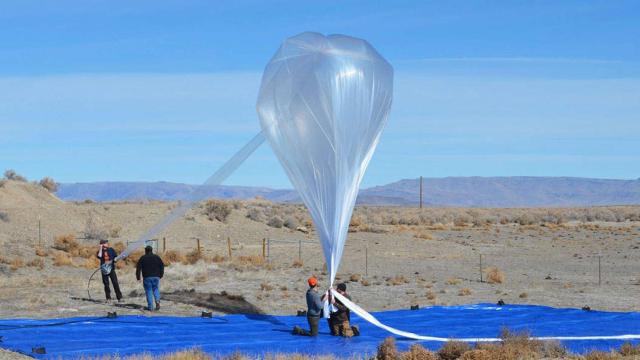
[1, 1, 638, 188]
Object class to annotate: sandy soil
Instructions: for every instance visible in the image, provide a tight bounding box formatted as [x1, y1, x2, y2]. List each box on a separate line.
[1, 180, 639, 322]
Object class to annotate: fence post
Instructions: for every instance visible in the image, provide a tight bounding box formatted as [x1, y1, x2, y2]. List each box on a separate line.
[197, 239, 201, 255]
[267, 239, 270, 261]
[598, 255, 601, 286]
[365, 245, 368, 277]
[163, 237, 166, 252]
[479, 254, 483, 282]
[262, 238, 266, 259]
[227, 237, 232, 259]
[298, 239, 302, 262]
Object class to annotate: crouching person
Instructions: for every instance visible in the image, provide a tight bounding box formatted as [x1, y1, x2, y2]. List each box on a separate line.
[136, 245, 164, 311]
[293, 276, 326, 336]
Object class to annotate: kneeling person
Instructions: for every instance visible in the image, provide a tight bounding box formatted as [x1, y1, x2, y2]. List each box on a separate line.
[330, 283, 358, 337]
[136, 246, 164, 311]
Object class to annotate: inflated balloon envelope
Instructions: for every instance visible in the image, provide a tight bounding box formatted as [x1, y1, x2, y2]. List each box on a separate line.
[257, 31, 393, 287]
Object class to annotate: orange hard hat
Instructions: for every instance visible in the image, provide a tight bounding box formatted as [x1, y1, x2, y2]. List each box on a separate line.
[308, 277, 318, 287]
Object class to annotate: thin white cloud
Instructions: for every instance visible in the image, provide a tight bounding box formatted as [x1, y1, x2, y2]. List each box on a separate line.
[398, 57, 626, 65]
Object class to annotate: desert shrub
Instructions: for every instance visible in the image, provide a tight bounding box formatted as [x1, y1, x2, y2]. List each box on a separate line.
[619, 342, 640, 356]
[283, 216, 299, 230]
[53, 251, 73, 266]
[0, 179, 6, 187]
[39, 177, 58, 192]
[4, 169, 27, 182]
[84, 215, 108, 240]
[292, 259, 303, 268]
[203, 199, 232, 222]
[53, 233, 79, 252]
[414, 230, 433, 240]
[246, 208, 265, 222]
[516, 213, 534, 226]
[377, 337, 400, 360]
[235, 255, 265, 267]
[437, 340, 471, 360]
[267, 216, 284, 228]
[83, 257, 100, 269]
[349, 273, 361, 282]
[387, 275, 409, 286]
[0, 211, 8, 223]
[27, 258, 45, 269]
[458, 287, 472, 296]
[260, 282, 274, 291]
[35, 247, 47, 257]
[184, 249, 204, 265]
[446, 278, 462, 285]
[425, 291, 436, 301]
[403, 344, 437, 360]
[209, 254, 226, 263]
[162, 250, 187, 266]
[10, 257, 25, 270]
[485, 267, 505, 284]
[460, 349, 491, 360]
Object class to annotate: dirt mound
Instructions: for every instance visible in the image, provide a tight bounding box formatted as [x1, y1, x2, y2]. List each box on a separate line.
[163, 289, 264, 315]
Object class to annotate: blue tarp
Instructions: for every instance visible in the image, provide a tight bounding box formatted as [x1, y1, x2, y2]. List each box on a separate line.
[1, 304, 638, 358]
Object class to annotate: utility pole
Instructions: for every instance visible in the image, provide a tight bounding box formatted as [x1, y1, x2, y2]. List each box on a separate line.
[419, 176, 423, 208]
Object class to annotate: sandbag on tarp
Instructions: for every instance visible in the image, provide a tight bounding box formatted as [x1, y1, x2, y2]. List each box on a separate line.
[0, 304, 638, 359]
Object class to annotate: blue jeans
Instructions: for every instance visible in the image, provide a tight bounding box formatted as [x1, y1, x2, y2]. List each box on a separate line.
[143, 277, 161, 311]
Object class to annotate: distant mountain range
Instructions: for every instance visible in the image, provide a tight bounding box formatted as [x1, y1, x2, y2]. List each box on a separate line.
[56, 177, 640, 207]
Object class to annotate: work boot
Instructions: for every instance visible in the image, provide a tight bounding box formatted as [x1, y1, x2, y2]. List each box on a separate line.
[351, 325, 360, 337]
[155, 302, 160, 311]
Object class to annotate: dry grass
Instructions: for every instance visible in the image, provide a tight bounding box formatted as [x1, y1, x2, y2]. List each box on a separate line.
[35, 247, 47, 257]
[184, 249, 204, 265]
[162, 250, 187, 266]
[81, 348, 212, 360]
[458, 287, 472, 296]
[425, 291, 436, 300]
[10, 257, 24, 270]
[292, 259, 304, 268]
[53, 251, 74, 267]
[619, 342, 640, 356]
[485, 267, 505, 284]
[235, 255, 266, 267]
[260, 282, 274, 291]
[27, 258, 45, 269]
[66, 336, 640, 360]
[83, 256, 100, 269]
[413, 229, 434, 240]
[349, 274, 361, 282]
[387, 275, 409, 286]
[446, 278, 462, 285]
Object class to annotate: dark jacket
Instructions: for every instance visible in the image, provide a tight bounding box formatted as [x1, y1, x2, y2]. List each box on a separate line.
[136, 254, 165, 280]
[96, 248, 117, 265]
[330, 293, 351, 322]
[306, 288, 323, 317]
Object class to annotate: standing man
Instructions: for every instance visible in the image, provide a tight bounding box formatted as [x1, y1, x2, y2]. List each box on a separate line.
[96, 239, 123, 303]
[136, 245, 164, 311]
[293, 276, 326, 336]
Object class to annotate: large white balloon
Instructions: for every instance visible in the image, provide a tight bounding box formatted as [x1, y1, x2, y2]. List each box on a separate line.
[257, 32, 393, 285]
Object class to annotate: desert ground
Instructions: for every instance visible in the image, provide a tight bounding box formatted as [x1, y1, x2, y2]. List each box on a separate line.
[1, 179, 640, 359]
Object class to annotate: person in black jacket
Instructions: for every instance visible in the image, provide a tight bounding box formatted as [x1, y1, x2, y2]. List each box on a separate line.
[96, 239, 123, 302]
[329, 283, 358, 337]
[136, 246, 164, 311]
